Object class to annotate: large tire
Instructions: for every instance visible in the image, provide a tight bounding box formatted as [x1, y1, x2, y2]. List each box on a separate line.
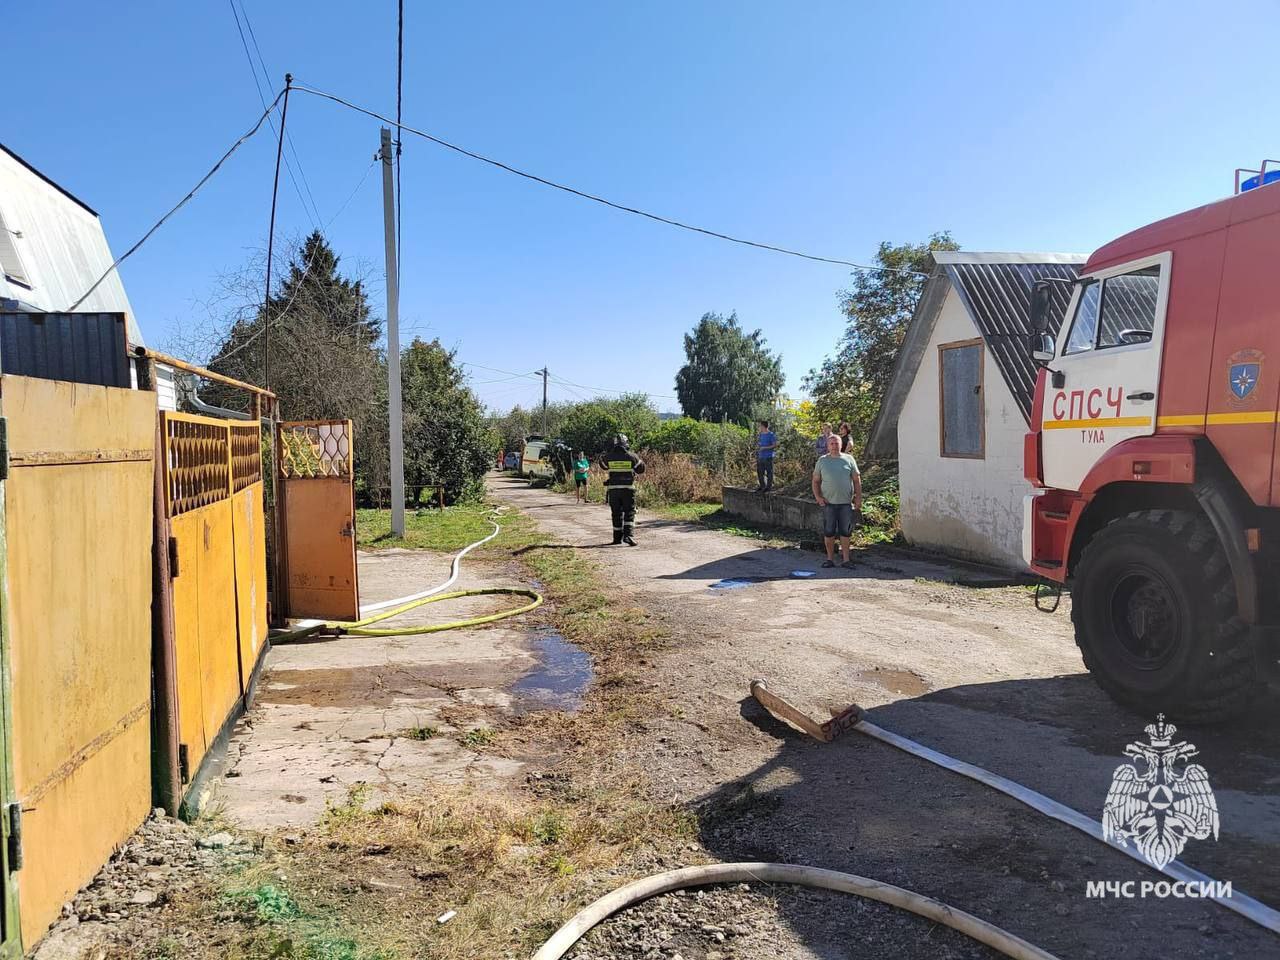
[1071, 508, 1260, 722]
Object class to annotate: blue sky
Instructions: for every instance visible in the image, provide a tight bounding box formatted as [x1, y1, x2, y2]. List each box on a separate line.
[8, 2, 1278, 413]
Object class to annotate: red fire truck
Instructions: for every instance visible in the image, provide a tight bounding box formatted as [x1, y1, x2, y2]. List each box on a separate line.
[1023, 163, 1280, 720]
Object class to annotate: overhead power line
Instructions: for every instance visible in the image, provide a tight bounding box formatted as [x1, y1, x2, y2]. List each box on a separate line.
[290, 83, 928, 278]
[227, 0, 322, 228]
[460, 361, 542, 380]
[395, 0, 404, 278]
[67, 89, 286, 312]
[549, 371, 678, 401]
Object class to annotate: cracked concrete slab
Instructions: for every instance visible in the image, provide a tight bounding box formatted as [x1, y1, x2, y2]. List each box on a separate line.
[213, 547, 549, 829]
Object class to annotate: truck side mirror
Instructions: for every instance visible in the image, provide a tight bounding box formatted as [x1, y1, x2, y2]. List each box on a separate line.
[1029, 280, 1053, 334]
[1032, 333, 1056, 364]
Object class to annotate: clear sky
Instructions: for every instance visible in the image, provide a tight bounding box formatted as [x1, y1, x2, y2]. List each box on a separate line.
[8, 1, 1278, 414]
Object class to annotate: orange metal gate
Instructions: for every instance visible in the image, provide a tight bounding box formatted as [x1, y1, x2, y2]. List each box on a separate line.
[160, 412, 268, 796]
[277, 420, 359, 621]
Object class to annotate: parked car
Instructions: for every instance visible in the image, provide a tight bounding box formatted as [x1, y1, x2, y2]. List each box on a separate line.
[503, 451, 520, 470]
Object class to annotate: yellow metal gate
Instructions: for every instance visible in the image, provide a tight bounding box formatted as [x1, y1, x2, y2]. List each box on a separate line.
[1, 375, 155, 950]
[160, 413, 268, 793]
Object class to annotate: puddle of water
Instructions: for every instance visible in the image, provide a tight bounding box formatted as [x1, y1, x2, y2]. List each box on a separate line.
[511, 631, 593, 713]
[791, 570, 816, 578]
[853, 667, 931, 698]
[709, 577, 766, 590]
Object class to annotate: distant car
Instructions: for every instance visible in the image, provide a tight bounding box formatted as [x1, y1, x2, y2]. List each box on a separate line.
[521, 438, 555, 480]
[503, 451, 520, 470]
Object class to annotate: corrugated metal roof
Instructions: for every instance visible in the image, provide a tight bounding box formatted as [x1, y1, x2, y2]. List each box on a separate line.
[942, 258, 1081, 419]
[0, 147, 143, 346]
[0, 312, 131, 388]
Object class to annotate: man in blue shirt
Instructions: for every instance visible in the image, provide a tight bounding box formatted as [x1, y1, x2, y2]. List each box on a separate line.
[755, 419, 777, 493]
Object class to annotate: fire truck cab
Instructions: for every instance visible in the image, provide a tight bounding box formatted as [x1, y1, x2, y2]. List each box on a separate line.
[1023, 164, 1280, 720]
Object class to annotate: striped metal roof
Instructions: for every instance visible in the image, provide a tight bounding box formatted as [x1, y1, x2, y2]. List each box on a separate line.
[940, 256, 1082, 419]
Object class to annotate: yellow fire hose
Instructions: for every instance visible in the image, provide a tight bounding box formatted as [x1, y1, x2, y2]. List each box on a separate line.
[275, 587, 543, 642]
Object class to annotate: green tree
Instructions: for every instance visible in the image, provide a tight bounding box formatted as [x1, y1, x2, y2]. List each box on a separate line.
[559, 393, 659, 455]
[202, 231, 389, 497]
[491, 405, 534, 454]
[674, 312, 784, 425]
[803, 232, 959, 447]
[400, 338, 497, 504]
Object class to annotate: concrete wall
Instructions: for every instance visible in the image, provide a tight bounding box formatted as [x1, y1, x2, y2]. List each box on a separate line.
[722, 486, 825, 535]
[896, 287, 1029, 570]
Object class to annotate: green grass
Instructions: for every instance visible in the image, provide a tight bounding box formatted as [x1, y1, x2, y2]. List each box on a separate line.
[356, 504, 495, 551]
[401, 725, 438, 741]
[458, 727, 498, 748]
[219, 880, 393, 960]
[650, 502, 721, 522]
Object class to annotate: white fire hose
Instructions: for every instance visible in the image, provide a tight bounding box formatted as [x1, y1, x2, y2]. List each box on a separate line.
[532, 681, 1280, 959]
[533, 863, 1059, 960]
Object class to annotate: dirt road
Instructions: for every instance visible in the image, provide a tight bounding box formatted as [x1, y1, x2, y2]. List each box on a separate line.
[490, 476, 1280, 960]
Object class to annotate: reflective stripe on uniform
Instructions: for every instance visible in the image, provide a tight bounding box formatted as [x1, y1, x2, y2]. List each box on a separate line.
[607, 461, 634, 471]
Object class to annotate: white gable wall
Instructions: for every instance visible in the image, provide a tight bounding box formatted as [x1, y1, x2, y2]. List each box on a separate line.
[897, 284, 1028, 569]
[0, 149, 144, 345]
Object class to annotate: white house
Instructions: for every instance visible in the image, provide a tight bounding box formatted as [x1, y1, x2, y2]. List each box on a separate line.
[0, 144, 184, 405]
[866, 251, 1084, 569]
[0, 144, 142, 339]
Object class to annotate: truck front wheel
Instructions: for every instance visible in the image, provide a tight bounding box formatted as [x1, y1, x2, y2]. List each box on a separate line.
[1071, 508, 1259, 722]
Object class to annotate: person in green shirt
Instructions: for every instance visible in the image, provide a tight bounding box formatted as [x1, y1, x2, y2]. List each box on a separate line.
[573, 451, 591, 503]
[812, 433, 861, 569]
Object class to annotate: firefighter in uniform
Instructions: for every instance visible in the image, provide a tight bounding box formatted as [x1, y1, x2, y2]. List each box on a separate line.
[598, 434, 645, 545]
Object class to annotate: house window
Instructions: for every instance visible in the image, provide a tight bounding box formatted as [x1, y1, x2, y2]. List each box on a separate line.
[938, 338, 984, 458]
[0, 209, 31, 288]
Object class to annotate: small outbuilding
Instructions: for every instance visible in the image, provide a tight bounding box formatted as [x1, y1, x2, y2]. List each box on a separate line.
[866, 251, 1083, 569]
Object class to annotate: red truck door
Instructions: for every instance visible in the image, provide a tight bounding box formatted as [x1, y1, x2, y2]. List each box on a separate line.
[1040, 253, 1171, 490]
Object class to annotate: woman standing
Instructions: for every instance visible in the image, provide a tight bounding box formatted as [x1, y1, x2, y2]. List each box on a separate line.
[837, 421, 854, 454]
[573, 451, 591, 503]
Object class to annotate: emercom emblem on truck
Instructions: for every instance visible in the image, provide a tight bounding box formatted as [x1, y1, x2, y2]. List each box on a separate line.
[1226, 348, 1263, 402]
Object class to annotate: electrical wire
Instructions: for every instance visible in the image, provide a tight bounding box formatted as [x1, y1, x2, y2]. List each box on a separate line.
[66, 89, 286, 312]
[290, 82, 929, 279]
[549, 371, 678, 401]
[460, 361, 543, 380]
[230, 0, 323, 227]
[395, 0, 404, 280]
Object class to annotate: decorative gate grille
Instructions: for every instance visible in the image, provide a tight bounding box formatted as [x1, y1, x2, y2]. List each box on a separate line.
[159, 413, 268, 792]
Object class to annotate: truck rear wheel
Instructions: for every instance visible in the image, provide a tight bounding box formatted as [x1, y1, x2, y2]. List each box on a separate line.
[1071, 508, 1259, 722]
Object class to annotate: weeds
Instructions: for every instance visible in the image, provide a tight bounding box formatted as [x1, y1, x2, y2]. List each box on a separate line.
[225, 883, 303, 923]
[458, 727, 497, 748]
[402, 724, 438, 741]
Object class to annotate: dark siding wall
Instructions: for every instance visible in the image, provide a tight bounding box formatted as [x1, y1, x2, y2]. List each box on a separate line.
[0, 312, 130, 388]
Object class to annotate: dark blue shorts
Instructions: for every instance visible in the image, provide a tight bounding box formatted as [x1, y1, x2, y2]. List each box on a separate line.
[823, 502, 854, 538]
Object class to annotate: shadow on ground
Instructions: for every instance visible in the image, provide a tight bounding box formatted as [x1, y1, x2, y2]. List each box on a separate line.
[652, 545, 990, 585]
[695, 674, 1280, 959]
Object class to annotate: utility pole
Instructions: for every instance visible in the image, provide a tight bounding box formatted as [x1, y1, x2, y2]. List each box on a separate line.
[263, 74, 293, 391]
[380, 127, 406, 537]
[540, 367, 549, 435]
